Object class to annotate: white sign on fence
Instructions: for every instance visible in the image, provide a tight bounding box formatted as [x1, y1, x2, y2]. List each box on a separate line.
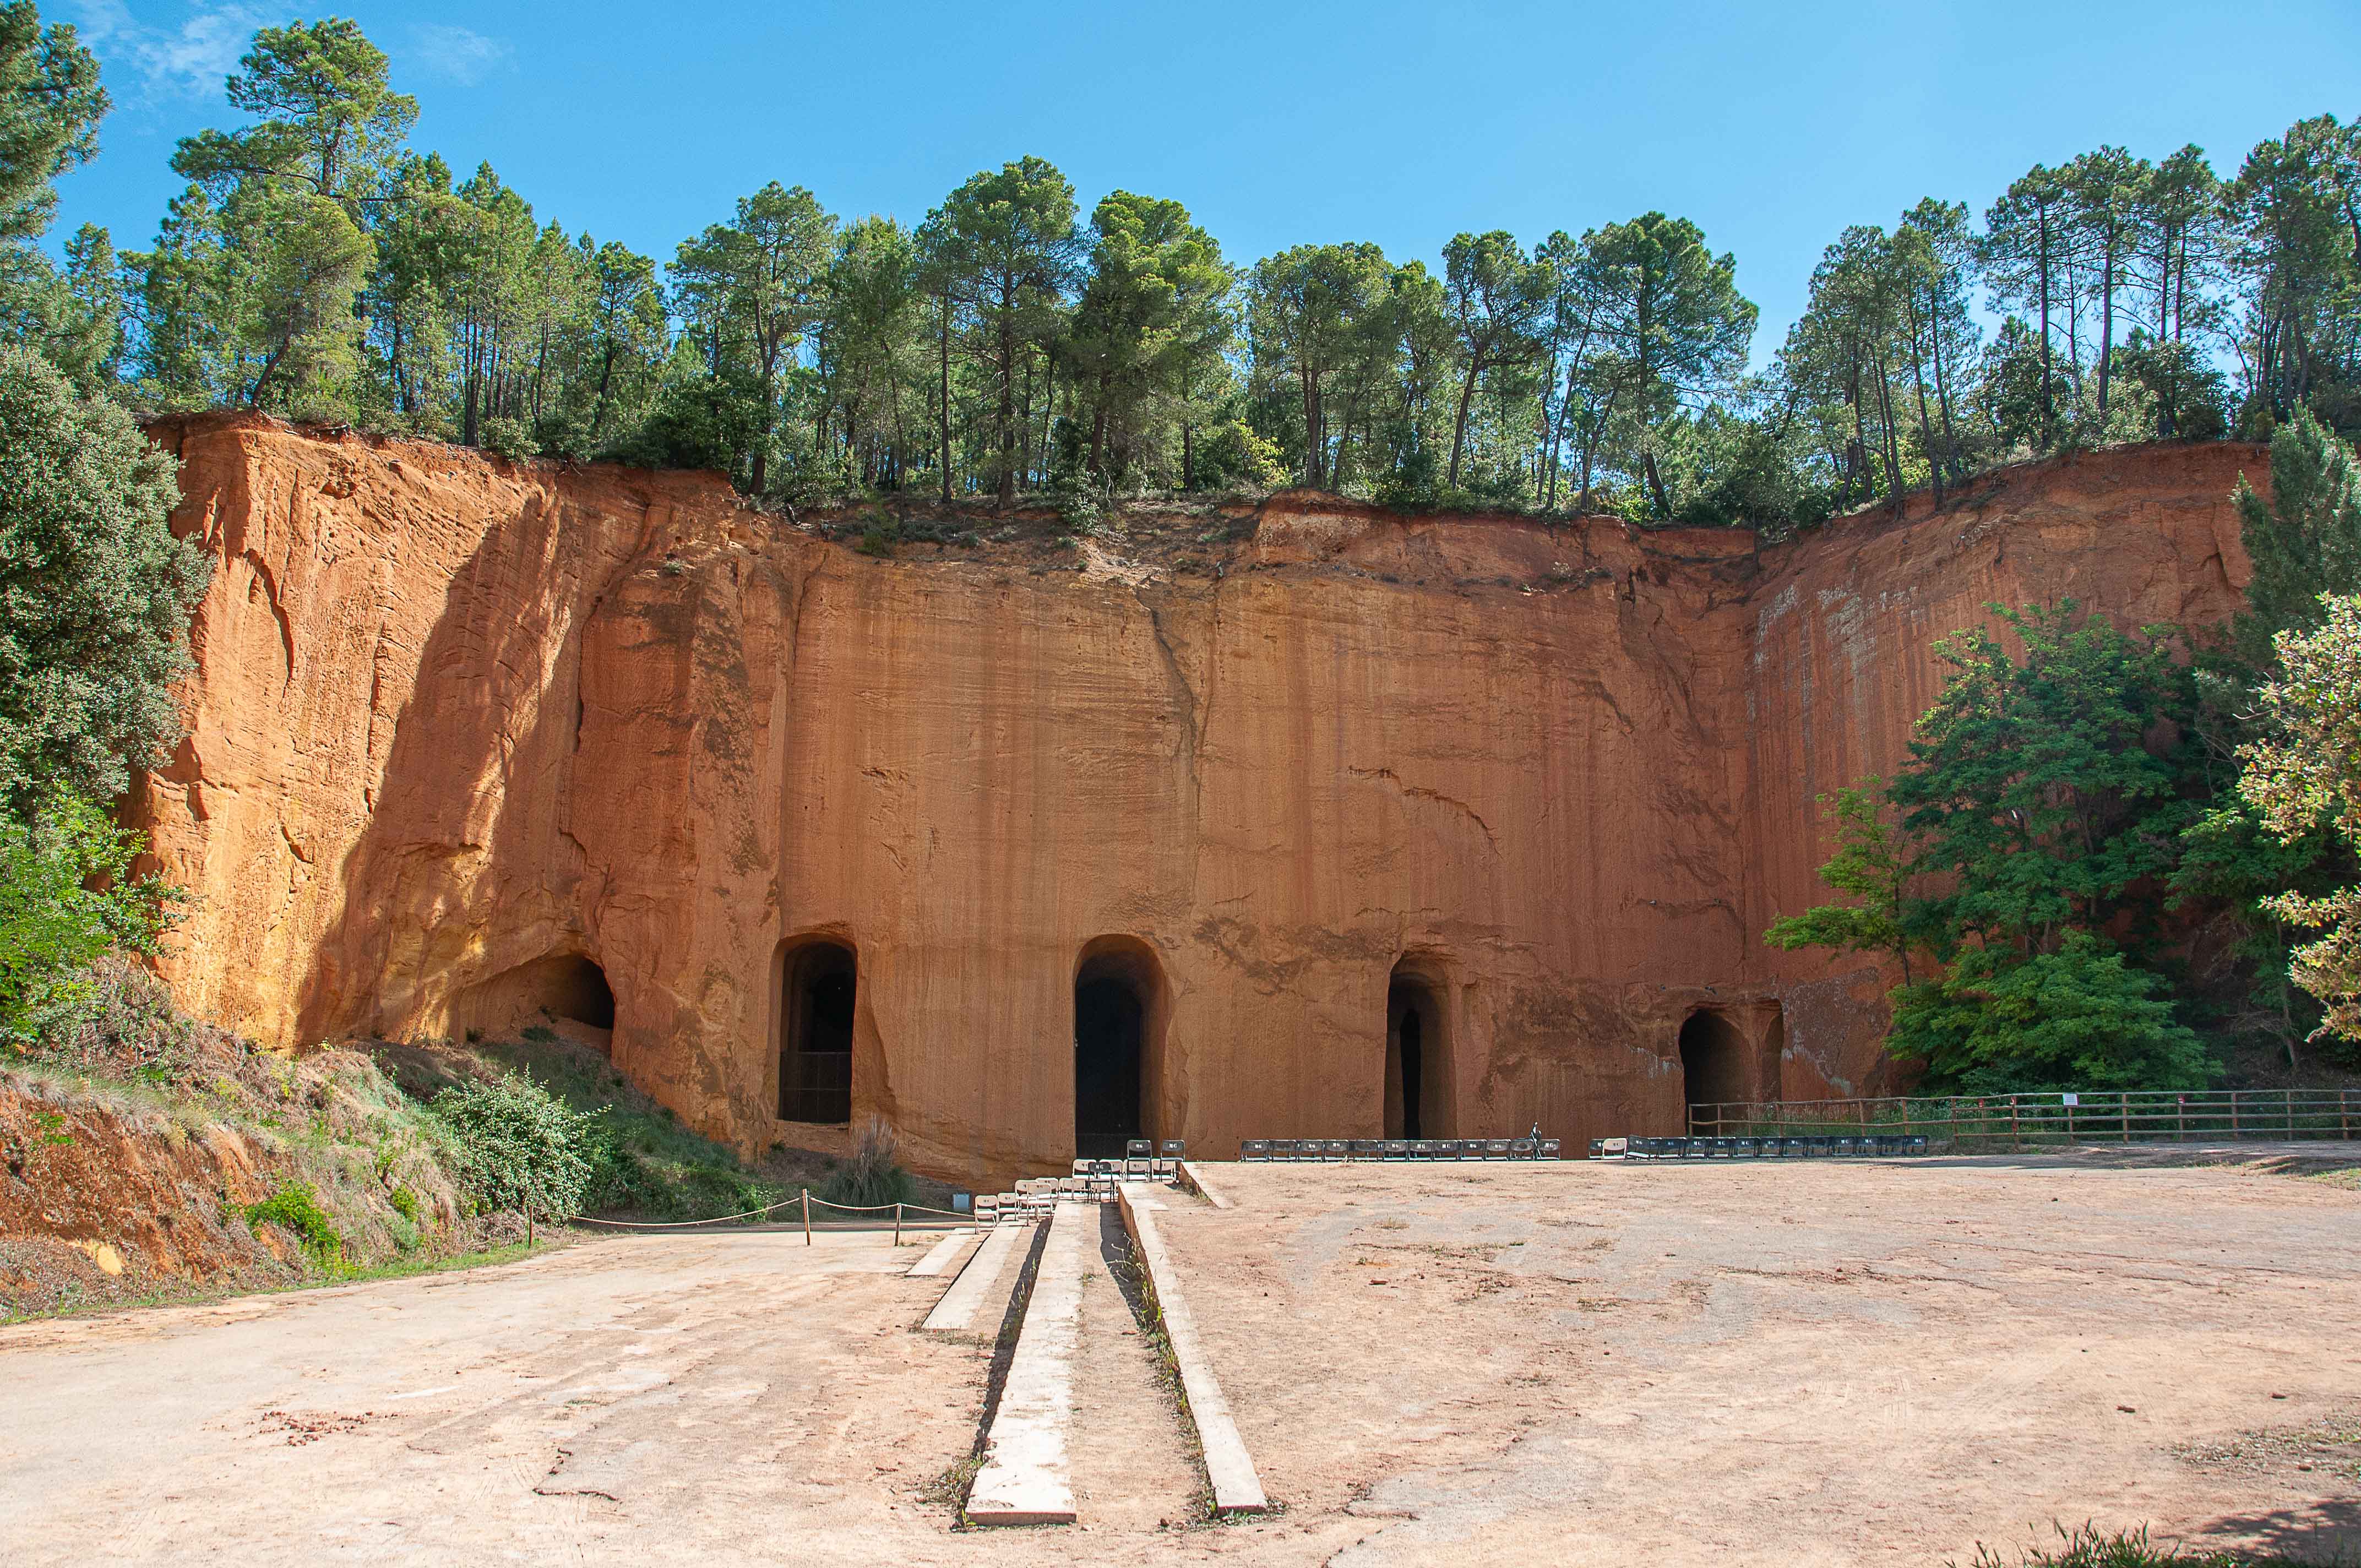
[2060, 1092, 2080, 1107]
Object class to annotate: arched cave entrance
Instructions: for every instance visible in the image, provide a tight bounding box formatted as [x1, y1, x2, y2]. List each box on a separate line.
[451, 951, 615, 1044]
[1074, 937, 1166, 1161]
[1385, 963, 1452, 1140]
[779, 940, 857, 1125]
[1679, 1009, 1749, 1133]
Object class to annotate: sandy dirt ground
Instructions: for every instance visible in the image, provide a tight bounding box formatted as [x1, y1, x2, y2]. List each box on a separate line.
[3, 1149, 2357, 1566]
[1161, 1147, 2361, 1566]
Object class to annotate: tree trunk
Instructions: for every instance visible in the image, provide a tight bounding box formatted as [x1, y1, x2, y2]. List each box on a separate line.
[2096, 226, 2117, 418]
[2033, 202, 2055, 445]
[1905, 289, 1940, 506]
[937, 295, 953, 505]
[1448, 354, 1482, 488]
[1642, 448, 1672, 520]
[996, 307, 1017, 504]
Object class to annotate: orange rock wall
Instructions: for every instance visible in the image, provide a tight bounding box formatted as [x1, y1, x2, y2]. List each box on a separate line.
[129, 419, 2261, 1184]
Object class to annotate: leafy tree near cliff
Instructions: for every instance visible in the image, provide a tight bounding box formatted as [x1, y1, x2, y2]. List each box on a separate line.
[0, 2, 117, 388]
[1893, 605, 2199, 959]
[1577, 213, 1756, 519]
[0, 788, 181, 1050]
[669, 181, 836, 494]
[2234, 406, 2361, 662]
[917, 158, 1079, 503]
[1065, 189, 1233, 488]
[0, 344, 210, 809]
[1764, 782, 1929, 983]
[2239, 593, 2361, 1044]
[1766, 603, 2215, 1091]
[2161, 410, 2361, 1067]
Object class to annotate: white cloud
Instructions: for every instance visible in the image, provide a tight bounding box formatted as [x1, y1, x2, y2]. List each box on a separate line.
[70, 1, 281, 101]
[410, 22, 509, 86]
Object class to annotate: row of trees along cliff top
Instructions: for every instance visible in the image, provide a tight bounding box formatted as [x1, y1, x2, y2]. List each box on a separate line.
[5, 9, 2361, 533]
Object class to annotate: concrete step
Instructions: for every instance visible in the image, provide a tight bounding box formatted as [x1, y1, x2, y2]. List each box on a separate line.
[967, 1200, 1087, 1525]
[920, 1219, 1027, 1332]
[906, 1228, 977, 1278]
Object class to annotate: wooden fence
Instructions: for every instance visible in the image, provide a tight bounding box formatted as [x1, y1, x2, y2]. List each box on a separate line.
[1689, 1088, 2361, 1151]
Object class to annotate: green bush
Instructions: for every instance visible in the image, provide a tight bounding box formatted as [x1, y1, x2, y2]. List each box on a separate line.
[818, 1117, 917, 1210]
[430, 1070, 601, 1219]
[386, 1183, 421, 1222]
[0, 790, 183, 1052]
[1888, 935, 2216, 1093]
[243, 1180, 344, 1267]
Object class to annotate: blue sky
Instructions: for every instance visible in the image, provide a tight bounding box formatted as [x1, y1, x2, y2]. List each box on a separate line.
[47, 0, 2361, 363]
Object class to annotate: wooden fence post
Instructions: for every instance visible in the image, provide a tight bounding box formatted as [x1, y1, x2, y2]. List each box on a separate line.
[802, 1189, 813, 1247]
[894, 1202, 904, 1247]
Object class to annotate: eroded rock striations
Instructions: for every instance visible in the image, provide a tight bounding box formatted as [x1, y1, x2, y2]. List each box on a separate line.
[127, 417, 2260, 1183]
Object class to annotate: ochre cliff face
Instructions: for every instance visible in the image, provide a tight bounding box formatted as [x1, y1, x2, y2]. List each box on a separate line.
[128, 418, 2262, 1183]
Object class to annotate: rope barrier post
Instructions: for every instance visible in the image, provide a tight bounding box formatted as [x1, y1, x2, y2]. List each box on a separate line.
[894, 1201, 903, 1247]
[802, 1188, 812, 1248]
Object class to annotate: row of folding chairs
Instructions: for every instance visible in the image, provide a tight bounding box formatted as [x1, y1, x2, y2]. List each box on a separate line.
[1594, 1135, 1930, 1160]
[1066, 1140, 1188, 1182]
[972, 1191, 1053, 1224]
[1241, 1137, 1562, 1161]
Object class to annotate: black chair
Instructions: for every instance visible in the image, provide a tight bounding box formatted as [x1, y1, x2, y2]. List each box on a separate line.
[1509, 1138, 1536, 1158]
[1240, 1139, 1270, 1162]
[1538, 1138, 1562, 1159]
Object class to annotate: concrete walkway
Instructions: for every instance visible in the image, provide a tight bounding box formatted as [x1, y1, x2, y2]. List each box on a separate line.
[966, 1202, 1087, 1524]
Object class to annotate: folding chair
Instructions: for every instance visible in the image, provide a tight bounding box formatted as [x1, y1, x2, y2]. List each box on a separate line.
[1157, 1140, 1186, 1179]
[1240, 1139, 1270, 1162]
[1538, 1137, 1563, 1159]
[1509, 1138, 1536, 1158]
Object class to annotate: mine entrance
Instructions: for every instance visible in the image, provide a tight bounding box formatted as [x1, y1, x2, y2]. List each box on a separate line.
[1385, 966, 1450, 1140]
[537, 954, 616, 1030]
[780, 941, 856, 1124]
[1074, 972, 1144, 1161]
[1074, 939, 1163, 1161]
[1679, 1009, 1749, 1133]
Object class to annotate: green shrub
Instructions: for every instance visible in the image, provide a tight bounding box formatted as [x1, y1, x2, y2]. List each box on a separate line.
[243, 1181, 344, 1267]
[386, 1183, 421, 1223]
[0, 791, 184, 1052]
[818, 1117, 916, 1210]
[430, 1070, 601, 1219]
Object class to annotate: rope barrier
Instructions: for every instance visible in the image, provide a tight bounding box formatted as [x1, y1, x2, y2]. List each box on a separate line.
[562, 1191, 978, 1232]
